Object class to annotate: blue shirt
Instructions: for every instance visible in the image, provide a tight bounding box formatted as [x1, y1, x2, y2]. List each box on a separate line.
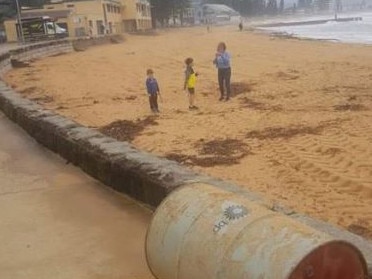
[214, 51, 231, 69]
[146, 77, 159, 95]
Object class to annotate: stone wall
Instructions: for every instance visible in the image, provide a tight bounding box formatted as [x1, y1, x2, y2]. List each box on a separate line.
[0, 38, 370, 276]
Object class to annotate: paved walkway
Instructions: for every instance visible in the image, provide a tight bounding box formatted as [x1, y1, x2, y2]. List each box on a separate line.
[0, 112, 154, 279]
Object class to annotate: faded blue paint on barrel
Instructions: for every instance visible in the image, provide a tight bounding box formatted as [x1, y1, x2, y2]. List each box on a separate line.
[146, 183, 368, 279]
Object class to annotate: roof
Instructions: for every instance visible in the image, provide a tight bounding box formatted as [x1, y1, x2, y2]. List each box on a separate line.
[21, 9, 71, 20]
[202, 4, 239, 16]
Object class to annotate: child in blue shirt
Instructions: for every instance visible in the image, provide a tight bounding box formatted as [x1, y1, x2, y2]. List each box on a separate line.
[145, 69, 160, 113]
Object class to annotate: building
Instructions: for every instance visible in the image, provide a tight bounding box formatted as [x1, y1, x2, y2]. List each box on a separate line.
[4, 0, 152, 42]
[189, 1, 240, 25]
[200, 4, 240, 23]
[122, 0, 152, 31]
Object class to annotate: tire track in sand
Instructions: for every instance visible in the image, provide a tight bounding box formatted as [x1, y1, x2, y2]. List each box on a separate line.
[261, 126, 372, 230]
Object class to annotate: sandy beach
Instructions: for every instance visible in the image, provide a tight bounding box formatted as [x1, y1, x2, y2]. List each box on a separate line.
[4, 25, 372, 239]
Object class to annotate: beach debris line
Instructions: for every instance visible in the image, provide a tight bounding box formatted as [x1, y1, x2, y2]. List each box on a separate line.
[239, 96, 283, 111]
[19, 86, 38, 95]
[125, 95, 137, 101]
[10, 59, 30, 68]
[196, 138, 249, 157]
[267, 70, 300, 81]
[230, 81, 255, 96]
[348, 223, 372, 239]
[99, 116, 158, 142]
[166, 138, 252, 167]
[246, 124, 329, 140]
[30, 95, 54, 104]
[334, 103, 367, 111]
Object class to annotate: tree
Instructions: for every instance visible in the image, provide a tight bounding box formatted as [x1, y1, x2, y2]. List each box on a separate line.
[150, 0, 172, 27]
[279, 0, 284, 13]
[298, 0, 313, 11]
[266, 0, 278, 15]
[171, 0, 190, 25]
[20, 0, 45, 7]
[314, 0, 331, 10]
[150, 0, 190, 27]
[0, 0, 46, 23]
[0, 0, 16, 22]
[335, 0, 342, 12]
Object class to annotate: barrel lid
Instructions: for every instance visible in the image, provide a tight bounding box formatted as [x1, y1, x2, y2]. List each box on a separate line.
[289, 241, 368, 279]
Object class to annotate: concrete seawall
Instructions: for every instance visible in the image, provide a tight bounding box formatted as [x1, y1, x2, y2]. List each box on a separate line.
[0, 37, 371, 276]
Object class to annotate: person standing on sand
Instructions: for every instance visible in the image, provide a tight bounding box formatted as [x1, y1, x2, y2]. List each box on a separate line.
[184, 57, 199, 110]
[145, 69, 160, 113]
[213, 42, 232, 101]
[239, 20, 243, 31]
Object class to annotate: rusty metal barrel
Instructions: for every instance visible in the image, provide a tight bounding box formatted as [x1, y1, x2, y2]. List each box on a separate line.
[146, 183, 368, 279]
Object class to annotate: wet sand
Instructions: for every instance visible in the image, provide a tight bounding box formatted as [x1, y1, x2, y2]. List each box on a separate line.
[4, 25, 372, 239]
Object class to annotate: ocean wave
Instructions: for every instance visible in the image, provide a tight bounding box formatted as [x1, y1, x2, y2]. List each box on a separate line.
[260, 12, 372, 44]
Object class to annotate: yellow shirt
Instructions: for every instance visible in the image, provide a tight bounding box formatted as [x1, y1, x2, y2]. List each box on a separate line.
[187, 72, 197, 88]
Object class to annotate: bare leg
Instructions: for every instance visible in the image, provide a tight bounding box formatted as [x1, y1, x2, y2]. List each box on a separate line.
[189, 93, 195, 107]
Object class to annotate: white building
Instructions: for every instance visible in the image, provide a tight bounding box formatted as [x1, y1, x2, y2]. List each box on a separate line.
[191, 1, 240, 24]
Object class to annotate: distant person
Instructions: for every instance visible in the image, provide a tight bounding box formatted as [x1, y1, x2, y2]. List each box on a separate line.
[206, 18, 211, 32]
[145, 69, 161, 113]
[213, 42, 232, 101]
[239, 21, 243, 31]
[184, 57, 199, 110]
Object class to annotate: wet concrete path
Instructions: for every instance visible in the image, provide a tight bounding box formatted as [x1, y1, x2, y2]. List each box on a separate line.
[0, 112, 154, 279]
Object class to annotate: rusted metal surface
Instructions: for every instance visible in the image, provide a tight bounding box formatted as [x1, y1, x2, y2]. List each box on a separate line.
[146, 183, 368, 279]
[289, 241, 367, 279]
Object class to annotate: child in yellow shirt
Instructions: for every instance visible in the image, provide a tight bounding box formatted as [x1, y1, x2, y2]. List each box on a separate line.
[184, 57, 198, 110]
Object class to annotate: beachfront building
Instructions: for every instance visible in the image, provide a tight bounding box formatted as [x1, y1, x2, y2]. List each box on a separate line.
[4, 0, 152, 42]
[169, 1, 240, 26]
[122, 0, 152, 31]
[190, 1, 240, 25]
[201, 4, 240, 23]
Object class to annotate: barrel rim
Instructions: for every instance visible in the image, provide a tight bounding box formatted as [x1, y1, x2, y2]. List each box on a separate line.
[288, 239, 369, 279]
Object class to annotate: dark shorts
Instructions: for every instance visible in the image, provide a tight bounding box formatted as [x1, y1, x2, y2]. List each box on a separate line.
[188, 88, 195, 94]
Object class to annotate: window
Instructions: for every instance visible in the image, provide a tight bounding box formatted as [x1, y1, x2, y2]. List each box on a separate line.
[66, 4, 74, 8]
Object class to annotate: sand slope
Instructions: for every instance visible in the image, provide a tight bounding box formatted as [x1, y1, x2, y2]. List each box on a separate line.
[4, 25, 372, 239]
